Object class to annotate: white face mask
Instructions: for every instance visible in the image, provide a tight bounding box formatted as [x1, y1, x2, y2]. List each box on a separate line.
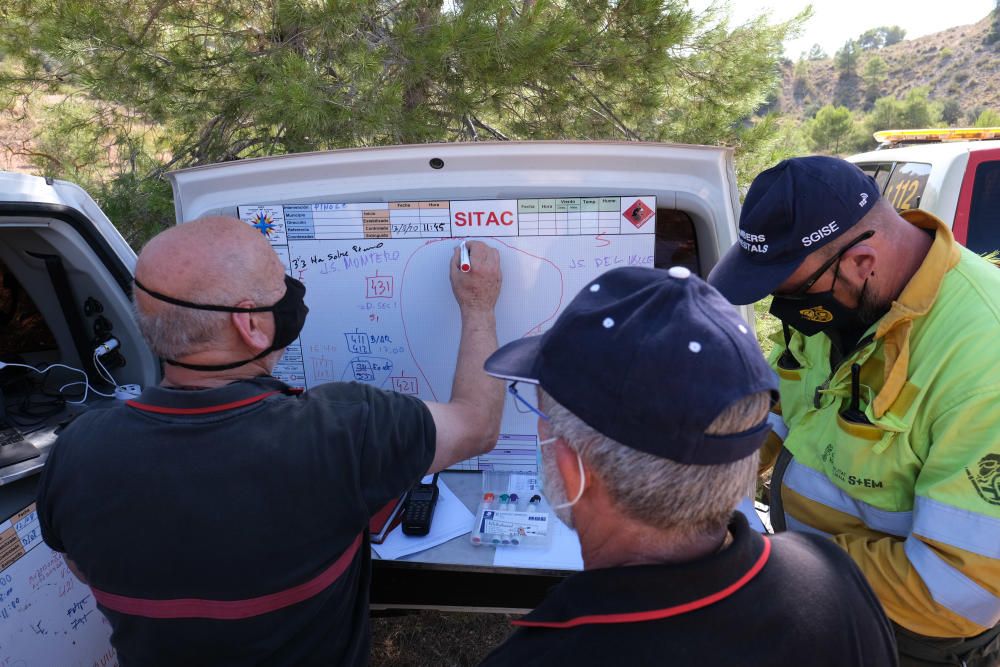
[538, 437, 586, 526]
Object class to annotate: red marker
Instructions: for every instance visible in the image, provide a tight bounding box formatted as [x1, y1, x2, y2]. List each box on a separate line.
[460, 241, 471, 272]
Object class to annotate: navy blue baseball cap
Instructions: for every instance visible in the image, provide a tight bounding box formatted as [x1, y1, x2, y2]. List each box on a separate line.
[484, 266, 778, 465]
[708, 156, 881, 305]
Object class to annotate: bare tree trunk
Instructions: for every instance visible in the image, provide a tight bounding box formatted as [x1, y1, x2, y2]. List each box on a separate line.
[401, 0, 443, 143]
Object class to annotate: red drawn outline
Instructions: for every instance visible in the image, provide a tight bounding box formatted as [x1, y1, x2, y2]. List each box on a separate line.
[398, 238, 566, 400]
[493, 238, 565, 338]
[399, 240, 447, 401]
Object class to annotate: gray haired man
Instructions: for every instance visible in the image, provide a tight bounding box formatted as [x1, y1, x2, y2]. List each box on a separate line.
[478, 266, 897, 667]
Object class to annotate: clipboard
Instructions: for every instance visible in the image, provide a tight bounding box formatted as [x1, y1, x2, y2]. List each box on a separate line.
[369, 494, 406, 544]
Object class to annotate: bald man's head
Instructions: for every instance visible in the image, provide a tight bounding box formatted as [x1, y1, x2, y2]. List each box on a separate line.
[133, 216, 287, 360]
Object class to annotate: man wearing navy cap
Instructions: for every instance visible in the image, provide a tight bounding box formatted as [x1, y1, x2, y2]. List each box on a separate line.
[479, 266, 897, 667]
[709, 156, 1000, 666]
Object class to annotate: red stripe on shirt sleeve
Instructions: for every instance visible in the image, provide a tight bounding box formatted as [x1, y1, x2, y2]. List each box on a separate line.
[90, 533, 363, 620]
[126, 391, 279, 415]
[512, 537, 772, 629]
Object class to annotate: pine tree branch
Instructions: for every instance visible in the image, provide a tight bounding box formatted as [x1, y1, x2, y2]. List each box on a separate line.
[568, 73, 643, 141]
[464, 115, 480, 141]
[14, 150, 67, 171]
[470, 116, 510, 141]
[137, 0, 174, 42]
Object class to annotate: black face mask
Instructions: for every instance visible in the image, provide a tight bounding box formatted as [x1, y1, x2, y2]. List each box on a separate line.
[134, 275, 309, 371]
[769, 281, 870, 337]
[768, 231, 875, 338]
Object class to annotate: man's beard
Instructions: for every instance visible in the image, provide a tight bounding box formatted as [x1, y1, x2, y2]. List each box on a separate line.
[542, 448, 575, 529]
[832, 278, 893, 352]
[855, 279, 893, 328]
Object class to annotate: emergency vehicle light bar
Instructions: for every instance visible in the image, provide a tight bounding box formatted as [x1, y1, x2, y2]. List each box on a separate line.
[874, 127, 1000, 146]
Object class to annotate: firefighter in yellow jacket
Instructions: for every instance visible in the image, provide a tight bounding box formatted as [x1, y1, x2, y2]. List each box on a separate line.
[709, 156, 1000, 667]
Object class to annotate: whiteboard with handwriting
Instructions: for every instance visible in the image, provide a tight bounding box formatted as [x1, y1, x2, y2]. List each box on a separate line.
[238, 197, 656, 472]
[0, 504, 117, 667]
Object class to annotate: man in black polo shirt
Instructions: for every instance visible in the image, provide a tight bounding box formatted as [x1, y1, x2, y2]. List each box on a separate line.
[36, 216, 505, 665]
[480, 266, 897, 667]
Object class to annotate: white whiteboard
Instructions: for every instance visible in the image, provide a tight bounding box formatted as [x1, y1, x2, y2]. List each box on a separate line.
[0, 504, 117, 667]
[238, 197, 656, 471]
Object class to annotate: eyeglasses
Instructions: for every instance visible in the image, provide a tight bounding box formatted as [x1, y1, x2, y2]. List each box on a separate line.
[508, 382, 550, 421]
[779, 230, 875, 299]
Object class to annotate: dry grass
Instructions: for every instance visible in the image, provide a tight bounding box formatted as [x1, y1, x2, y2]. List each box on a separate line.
[0, 98, 40, 173]
[0, 86, 84, 174]
[371, 612, 516, 667]
[753, 295, 781, 358]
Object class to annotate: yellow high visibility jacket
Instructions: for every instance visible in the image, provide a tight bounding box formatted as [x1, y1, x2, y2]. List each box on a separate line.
[766, 211, 1000, 638]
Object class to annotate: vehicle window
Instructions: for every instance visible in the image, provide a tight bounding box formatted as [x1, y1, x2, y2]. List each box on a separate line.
[857, 162, 893, 192]
[858, 163, 879, 179]
[884, 162, 931, 212]
[654, 209, 699, 275]
[873, 164, 894, 192]
[966, 160, 1000, 255]
[0, 259, 58, 359]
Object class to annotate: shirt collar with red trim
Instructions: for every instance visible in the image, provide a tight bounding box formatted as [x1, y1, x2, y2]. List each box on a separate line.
[127, 376, 297, 416]
[513, 513, 768, 629]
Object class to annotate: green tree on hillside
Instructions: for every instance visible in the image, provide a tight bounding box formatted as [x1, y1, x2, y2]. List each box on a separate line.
[866, 87, 942, 136]
[855, 26, 906, 52]
[793, 59, 813, 101]
[845, 120, 877, 154]
[900, 87, 941, 127]
[974, 109, 1000, 127]
[835, 39, 859, 76]
[883, 26, 906, 47]
[858, 29, 881, 51]
[806, 44, 827, 60]
[0, 0, 806, 242]
[942, 99, 963, 125]
[810, 105, 852, 153]
[833, 39, 861, 108]
[862, 56, 887, 108]
[986, 0, 1000, 45]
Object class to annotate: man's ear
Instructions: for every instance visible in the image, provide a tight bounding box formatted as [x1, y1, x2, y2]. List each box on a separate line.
[553, 439, 589, 497]
[230, 310, 272, 353]
[842, 243, 877, 286]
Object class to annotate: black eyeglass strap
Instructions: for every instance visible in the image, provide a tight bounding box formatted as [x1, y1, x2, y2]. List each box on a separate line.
[796, 230, 876, 296]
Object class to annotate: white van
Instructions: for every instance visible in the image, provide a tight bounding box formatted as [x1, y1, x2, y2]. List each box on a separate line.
[0, 142, 746, 626]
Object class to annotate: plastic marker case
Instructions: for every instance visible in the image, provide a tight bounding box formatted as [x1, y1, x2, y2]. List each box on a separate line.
[471, 472, 553, 548]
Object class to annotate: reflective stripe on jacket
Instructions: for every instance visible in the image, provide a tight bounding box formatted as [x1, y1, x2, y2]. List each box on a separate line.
[769, 210, 1000, 638]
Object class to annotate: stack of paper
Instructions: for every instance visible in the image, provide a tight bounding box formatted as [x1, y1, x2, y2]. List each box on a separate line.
[370, 480, 473, 560]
